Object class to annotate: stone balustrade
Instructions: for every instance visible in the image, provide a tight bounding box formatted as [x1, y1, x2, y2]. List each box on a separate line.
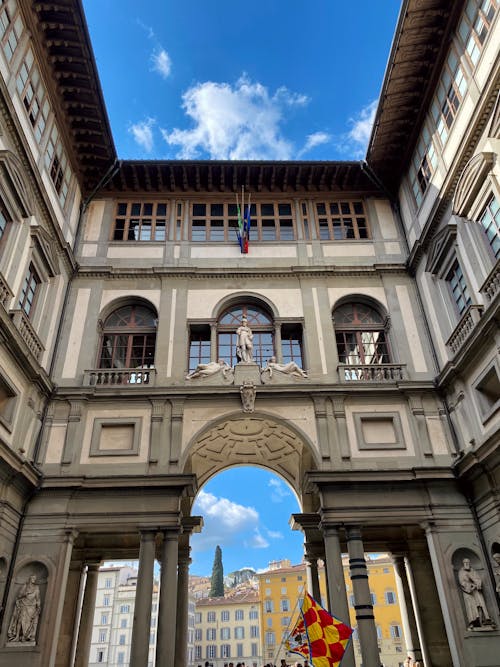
[83, 367, 156, 386]
[479, 259, 500, 303]
[338, 363, 406, 382]
[10, 309, 44, 360]
[446, 304, 484, 355]
[0, 271, 13, 307]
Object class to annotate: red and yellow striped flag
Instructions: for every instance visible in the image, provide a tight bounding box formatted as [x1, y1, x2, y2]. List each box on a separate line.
[301, 593, 353, 667]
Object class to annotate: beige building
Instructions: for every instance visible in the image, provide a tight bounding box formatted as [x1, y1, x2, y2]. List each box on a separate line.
[0, 1, 498, 667]
[194, 591, 261, 665]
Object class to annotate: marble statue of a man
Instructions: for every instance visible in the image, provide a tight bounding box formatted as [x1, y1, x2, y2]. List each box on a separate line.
[458, 558, 493, 629]
[7, 575, 41, 643]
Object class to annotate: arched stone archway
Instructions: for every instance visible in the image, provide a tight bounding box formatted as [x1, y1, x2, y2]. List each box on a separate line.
[182, 411, 320, 510]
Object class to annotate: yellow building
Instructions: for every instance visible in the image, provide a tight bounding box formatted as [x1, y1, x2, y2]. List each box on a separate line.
[194, 590, 262, 665]
[258, 557, 405, 667]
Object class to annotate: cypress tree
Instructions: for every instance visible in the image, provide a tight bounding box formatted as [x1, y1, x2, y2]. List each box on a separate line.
[209, 544, 224, 597]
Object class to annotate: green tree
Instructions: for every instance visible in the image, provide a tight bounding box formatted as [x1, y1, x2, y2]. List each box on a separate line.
[209, 545, 224, 597]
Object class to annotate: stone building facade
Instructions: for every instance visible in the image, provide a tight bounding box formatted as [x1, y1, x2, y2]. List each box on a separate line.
[0, 1, 498, 667]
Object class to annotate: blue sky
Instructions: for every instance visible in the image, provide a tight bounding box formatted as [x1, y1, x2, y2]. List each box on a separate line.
[83, 1, 402, 576]
[83, 1, 401, 161]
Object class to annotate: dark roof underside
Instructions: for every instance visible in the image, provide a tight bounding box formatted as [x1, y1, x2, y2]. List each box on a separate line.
[103, 161, 382, 195]
[367, 0, 464, 193]
[28, 0, 116, 194]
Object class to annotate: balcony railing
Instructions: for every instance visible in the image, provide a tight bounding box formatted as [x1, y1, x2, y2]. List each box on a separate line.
[10, 309, 44, 360]
[338, 363, 406, 382]
[83, 367, 156, 386]
[0, 271, 13, 307]
[446, 305, 484, 355]
[479, 259, 500, 303]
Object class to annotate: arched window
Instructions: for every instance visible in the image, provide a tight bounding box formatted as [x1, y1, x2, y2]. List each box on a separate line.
[98, 304, 156, 369]
[333, 301, 390, 378]
[217, 304, 274, 367]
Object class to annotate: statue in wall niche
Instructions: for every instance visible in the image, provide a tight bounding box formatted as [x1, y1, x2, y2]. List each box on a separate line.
[262, 356, 308, 379]
[457, 558, 495, 630]
[236, 317, 254, 363]
[492, 553, 500, 593]
[7, 575, 41, 643]
[186, 359, 232, 380]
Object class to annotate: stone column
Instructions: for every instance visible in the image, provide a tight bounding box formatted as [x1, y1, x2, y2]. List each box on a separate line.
[210, 323, 217, 362]
[322, 525, 355, 667]
[55, 560, 85, 667]
[74, 562, 101, 667]
[304, 547, 321, 603]
[155, 528, 179, 667]
[274, 323, 282, 362]
[130, 531, 156, 667]
[392, 554, 423, 664]
[346, 526, 380, 667]
[175, 544, 191, 667]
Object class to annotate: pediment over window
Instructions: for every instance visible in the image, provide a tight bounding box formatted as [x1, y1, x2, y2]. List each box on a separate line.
[452, 152, 495, 217]
[30, 225, 59, 277]
[426, 223, 457, 276]
[0, 151, 34, 219]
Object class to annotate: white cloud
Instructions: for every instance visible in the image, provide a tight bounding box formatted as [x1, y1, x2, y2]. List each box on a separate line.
[268, 478, 291, 503]
[267, 529, 284, 540]
[298, 131, 331, 157]
[161, 75, 309, 160]
[246, 529, 269, 549]
[345, 99, 378, 157]
[151, 48, 172, 79]
[129, 117, 155, 152]
[191, 490, 262, 552]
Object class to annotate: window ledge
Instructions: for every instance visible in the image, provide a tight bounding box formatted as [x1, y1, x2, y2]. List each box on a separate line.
[479, 258, 500, 303]
[10, 309, 44, 361]
[337, 364, 406, 382]
[83, 368, 156, 387]
[0, 271, 13, 308]
[446, 305, 484, 355]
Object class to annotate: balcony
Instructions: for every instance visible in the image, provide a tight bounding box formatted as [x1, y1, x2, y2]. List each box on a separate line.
[446, 305, 484, 355]
[0, 271, 13, 307]
[83, 367, 156, 386]
[338, 364, 406, 382]
[10, 309, 44, 361]
[479, 259, 500, 303]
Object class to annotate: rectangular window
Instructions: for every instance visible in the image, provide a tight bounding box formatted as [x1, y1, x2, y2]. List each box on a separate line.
[479, 195, 500, 259]
[120, 618, 127, 628]
[281, 599, 290, 612]
[207, 611, 216, 622]
[16, 48, 49, 143]
[195, 646, 202, 660]
[98, 630, 107, 642]
[206, 628, 216, 641]
[458, 0, 497, 67]
[221, 644, 231, 658]
[315, 200, 369, 240]
[188, 324, 211, 372]
[190, 201, 296, 242]
[390, 624, 403, 639]
[431, 47, 467, 146]
[265, 631, 275, 646]
[104, 578, 112, 588]
[113, 202, 168, 241]
[265, 600, 273, 613]
[195, 612, 202, 623]
[221, 610, 230, 621]
[100, 613, 108, 625]
[252, 643, 258, 657]
[44, 124, 71, 207]
[237, 643, 243, 657]
[0, 0, 23, 62]
[206, 645, 216, 659]
[220, 627, 230, 640]
[195, 628, 202, 641]
[117, 653, 125, 665]
[249, 610, 259, 619]
[235, 609, 244, 621]
[19, 263, 40, 318]
[281, 616, 290, 626]
[447, 260, 472, 315]
[120, 604, 130, 613]
[385, 591, 397, 604]
[97, 650, 104, 663]
[251, 625, 259, 637]
[119, 634, 126, 645]
[235, 626, 244, 639]
[409, 123, 438, 205]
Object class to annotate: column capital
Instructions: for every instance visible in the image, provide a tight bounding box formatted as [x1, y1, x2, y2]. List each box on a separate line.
[85, 561, 102, 573]
[345, 525, 363, 540]
[139, 529, 157, 541]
